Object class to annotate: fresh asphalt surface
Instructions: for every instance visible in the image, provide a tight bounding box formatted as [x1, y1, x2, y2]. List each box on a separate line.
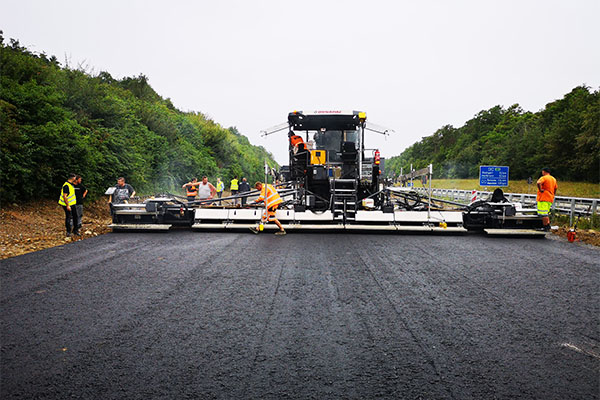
[1, 230, 599, 399]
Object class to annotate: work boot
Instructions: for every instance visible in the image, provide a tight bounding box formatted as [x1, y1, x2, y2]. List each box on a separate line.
[249, 227, 259, 234]
[275, 230, 286, 236]
[66, 232, 71, 237]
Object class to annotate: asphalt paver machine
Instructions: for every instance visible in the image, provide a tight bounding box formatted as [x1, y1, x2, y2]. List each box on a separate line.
[109, 110, 545, 235]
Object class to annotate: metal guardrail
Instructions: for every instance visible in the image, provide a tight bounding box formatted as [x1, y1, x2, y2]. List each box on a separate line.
[412, 187, 599, 217]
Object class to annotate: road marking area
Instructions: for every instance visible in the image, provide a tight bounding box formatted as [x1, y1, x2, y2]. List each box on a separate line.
[560, 342, 600, 360]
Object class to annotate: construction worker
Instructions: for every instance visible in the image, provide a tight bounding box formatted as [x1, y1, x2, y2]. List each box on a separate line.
[182, 177, 200, 201]
[109, 177, 135, 205]
[215, 177, 225, 204]
[239, 177, 251, 206]
[73, 175, 88, 232]
[230, 176, 239, 205]
[250, 182, 286, 235]
[197, 176, 216, 201]
[290, 134, 305, 153]
[58, 173, 79, 237]
[536, 167, 558, 231]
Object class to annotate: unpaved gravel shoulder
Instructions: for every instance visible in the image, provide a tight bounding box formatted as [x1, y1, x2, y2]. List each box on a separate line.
[0, 199, 112, 259]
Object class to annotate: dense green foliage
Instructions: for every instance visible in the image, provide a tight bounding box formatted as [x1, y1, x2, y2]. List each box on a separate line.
[0, 34, 277, 203]
[387, 86, 599, 182]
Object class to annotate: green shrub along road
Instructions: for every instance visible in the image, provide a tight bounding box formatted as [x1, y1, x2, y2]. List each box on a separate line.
[2, 32, 597, 205]
[0, 33, 277, 203]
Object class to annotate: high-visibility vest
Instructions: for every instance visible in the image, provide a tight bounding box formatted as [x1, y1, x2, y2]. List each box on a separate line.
[290, 135, 304, 147]
[230, 179, 239, 191]
[186, 183, 198, 197]
[536, 175, 558, 202]
[58, 181, 76, 206]
[257, 184, 282, 209]
[216, 181, 224, 192]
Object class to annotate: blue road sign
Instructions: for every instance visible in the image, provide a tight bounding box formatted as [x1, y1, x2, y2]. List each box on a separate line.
[479, 166, 509, 187]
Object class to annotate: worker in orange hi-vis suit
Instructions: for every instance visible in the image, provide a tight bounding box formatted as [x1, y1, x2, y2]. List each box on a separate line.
[250, 182, 286, 235]
[536, 167, 558, 231]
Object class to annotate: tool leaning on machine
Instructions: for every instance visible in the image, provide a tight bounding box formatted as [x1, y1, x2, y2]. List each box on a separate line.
[108, 110, 546, 236]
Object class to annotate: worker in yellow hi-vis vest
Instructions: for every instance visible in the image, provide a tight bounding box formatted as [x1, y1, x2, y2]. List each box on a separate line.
[230, 176, 239, 205]
[58, 173, 79, 237]
[216, 177, 225, 205]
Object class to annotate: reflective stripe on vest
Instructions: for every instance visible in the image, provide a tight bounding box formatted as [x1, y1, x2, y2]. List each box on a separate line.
[537, 201, 552, 216]
[187, 184, 198, 197]
[58, 182, 76, 206]
[290, 135, 304, 147]
[230, 179, 239, 190]
[258, 184, 282, 209]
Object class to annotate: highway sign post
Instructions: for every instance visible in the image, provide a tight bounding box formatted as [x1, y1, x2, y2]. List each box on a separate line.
[479, 166, 509, 187]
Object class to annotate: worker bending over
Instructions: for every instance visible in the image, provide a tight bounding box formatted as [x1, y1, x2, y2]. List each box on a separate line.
[250, 182, 286, 235]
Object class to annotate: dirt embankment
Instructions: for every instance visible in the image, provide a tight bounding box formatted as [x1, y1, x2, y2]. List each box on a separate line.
[0, 199, 112, 260]
[553, 226, 600, 247]
[1, 200, 598, 260]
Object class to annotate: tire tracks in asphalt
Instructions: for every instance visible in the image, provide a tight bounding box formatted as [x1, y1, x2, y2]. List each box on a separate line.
[354, 245, 458, 400]
[1, 232, 242, 399]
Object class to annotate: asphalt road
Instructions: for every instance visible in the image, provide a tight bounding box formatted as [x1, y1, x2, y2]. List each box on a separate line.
[1, 231, 599, 399]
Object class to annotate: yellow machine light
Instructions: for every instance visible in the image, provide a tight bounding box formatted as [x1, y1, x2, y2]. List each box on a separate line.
[439, 222, 447, 229]
[358, 112, 366, 120]
[259, 223, 264, 231]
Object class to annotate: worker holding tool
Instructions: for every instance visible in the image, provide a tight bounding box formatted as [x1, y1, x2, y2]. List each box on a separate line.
[230, 176, 239, 205]
[182, 177, 200, 201]
[250, 182, 286, 235]
[536, 167, 558, 231]
[58, 173, 79, 237]
[197, 176, 216, 201]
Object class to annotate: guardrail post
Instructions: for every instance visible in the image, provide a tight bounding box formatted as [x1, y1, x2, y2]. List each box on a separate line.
[592, 200, 597, 217]
[569, 198, 576, 226]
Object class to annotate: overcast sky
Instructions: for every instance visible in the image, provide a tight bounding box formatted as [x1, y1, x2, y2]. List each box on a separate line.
[3, 0, 599, 164]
